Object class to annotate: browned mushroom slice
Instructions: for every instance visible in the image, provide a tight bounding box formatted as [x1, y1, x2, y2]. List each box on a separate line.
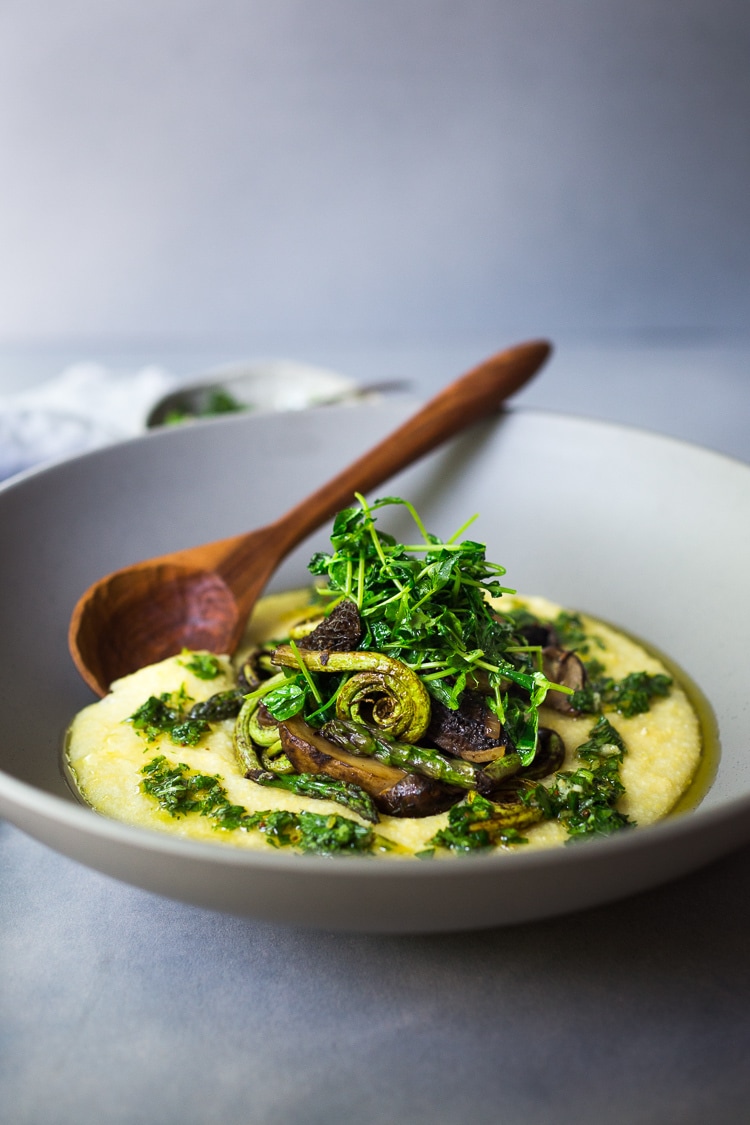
[427, 691, 512, 762]
[542, 646, 587, 713]
[279, 716, 458, 817]
[300, 599, 362, 652]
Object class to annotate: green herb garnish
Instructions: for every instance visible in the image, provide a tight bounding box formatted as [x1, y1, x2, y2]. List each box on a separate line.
[140, 756, 377, 854]
[164, 389, 248, 426]
[571, 670, 673, 718]
[522, 716, 635, 839]
[553, 611, 598, 654]
[509, 606, 672, 720]
[127, 680, 242, 747]
[128, 691, 209, 746]
[428, 791, 540, 853]
[262, 676, 312, 721]
[179, 650, 223, 680]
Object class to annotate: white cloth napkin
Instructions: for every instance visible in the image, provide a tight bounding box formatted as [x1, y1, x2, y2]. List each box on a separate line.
[0, 363, 181, 481]
[0, 358, 363, 482]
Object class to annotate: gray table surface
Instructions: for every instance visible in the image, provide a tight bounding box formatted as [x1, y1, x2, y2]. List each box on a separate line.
[2, 340, 750, 1125]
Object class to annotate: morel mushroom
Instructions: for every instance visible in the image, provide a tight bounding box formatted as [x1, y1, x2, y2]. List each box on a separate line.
[300, 599, 362, 652]
[427, 691, 513, 762]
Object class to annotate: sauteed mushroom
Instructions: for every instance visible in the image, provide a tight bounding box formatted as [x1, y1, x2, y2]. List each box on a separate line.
[542, 646, 587, 713]
[279, 716, 459, 817]
[427, 691, 513, 762]
[301, 599, 362, 651]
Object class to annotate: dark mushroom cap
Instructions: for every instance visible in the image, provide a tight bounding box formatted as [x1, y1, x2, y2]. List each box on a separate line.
[542, 646, 587, 713]
[427, 691, 512, 761]
[300, 599, 362, 652]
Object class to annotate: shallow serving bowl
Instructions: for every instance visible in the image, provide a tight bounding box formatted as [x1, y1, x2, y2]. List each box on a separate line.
[1, 401, 749, 933]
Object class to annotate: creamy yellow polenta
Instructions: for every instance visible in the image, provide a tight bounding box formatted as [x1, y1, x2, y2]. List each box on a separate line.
[66, 591, 703, 856]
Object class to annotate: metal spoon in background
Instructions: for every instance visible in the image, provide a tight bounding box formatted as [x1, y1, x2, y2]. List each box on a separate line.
[70, 340, 552, 696]
[146, 373, 408, 428]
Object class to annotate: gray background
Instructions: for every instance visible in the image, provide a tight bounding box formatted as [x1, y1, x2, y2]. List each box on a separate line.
[1, 0, 748, 356]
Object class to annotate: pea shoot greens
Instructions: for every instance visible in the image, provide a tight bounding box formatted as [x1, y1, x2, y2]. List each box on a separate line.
[303, 493, 556, 759]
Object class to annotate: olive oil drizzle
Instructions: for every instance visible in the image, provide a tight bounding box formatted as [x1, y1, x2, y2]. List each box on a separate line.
[568, 610, 719, 818]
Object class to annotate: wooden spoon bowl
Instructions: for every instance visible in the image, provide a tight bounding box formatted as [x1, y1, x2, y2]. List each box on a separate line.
[69, 340, 551, 695]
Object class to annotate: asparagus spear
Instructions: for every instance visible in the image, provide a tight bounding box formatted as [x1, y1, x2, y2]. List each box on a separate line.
[321, 717, 521, 791]
[253, 767, 380, 824]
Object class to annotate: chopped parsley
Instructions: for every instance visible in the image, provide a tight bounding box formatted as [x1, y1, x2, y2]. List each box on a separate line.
[140, 756, 377, 855]
[429, 717, 636, 851]
[428, 791, 541, 853]
[517, 606, 673, 720]
[571, 670, 673, 718]
[553, 611, 602, 656]
[126, 682, 244, 747]
[126, 650, 246, 747]
[127, 690, 210, 746]
[179, 650, 223, 680]
[522, 717, 635, 839]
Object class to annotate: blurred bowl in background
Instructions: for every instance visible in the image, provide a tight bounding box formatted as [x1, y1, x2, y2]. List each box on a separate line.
[0, 357, 394, 481]
[146, 359, 368, 427]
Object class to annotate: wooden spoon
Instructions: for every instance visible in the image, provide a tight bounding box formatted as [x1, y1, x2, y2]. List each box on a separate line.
[70, 339, 551, 695]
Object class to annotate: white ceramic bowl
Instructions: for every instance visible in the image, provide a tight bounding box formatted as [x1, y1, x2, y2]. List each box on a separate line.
[1, 402, 749, 932]
[145, 359, 356, 426]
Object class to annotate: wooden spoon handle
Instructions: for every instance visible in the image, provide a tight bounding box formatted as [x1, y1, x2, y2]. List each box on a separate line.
[265, 339, 550, 555]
